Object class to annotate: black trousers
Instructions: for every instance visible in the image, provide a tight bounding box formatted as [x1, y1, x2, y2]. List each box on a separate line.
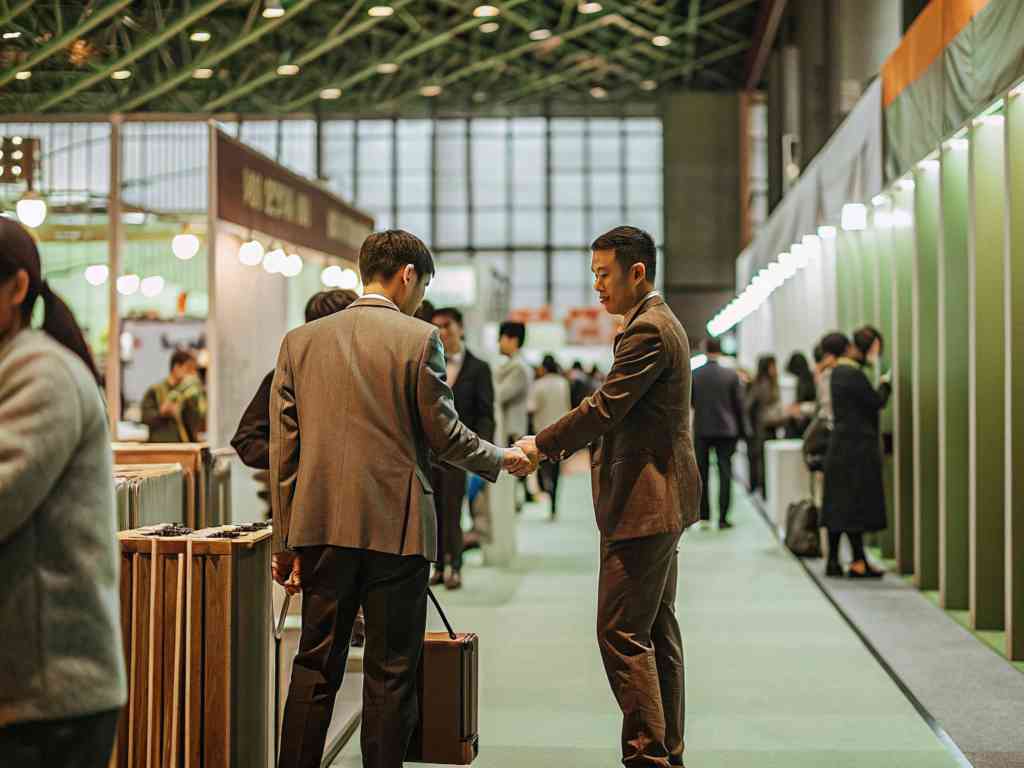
[0, 708, 119, 767]
[695, 437, 737, 523]
[279, 546, 429, 768]
[538, 459, 562, 518]
[433, 464, 467, 571]
[598, 533, 685, 767]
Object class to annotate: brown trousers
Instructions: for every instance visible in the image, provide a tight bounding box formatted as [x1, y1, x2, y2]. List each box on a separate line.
[279, 546, 429, 768]
[598, 532, 685, 767]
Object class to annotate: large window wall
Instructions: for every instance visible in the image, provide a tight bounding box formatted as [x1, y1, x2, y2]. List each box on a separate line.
[235, 115, 664, 313]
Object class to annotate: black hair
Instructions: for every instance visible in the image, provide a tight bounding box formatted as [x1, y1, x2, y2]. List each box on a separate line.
[305, 288, 358, 323]
[852, 325, 883, 358]
[705, 337, 722, 355]
[499, 321, 526, 348]
[756, 354, 777, 383]
[169, 349, 196, 372]
[572, 361, 584, 371]
[432, 307, 464, 326]
[820, 331, 849, 359]
[358, 229, 436, 284]
[812, 343, 825, 365]
[542, 354, 560, 375]
[414, 299, 436, 323]
[785, 352, 811, 378]
[0, 217, 101, 384]
[591, 225, 657, 283]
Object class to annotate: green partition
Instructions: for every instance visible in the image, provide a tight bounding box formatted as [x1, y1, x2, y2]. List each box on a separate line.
[939, 140, 971, 610]
[968, 117, 1007, 631]
[913, 163, 941, 590]
[1007, 94, 1024, 660]
[861, 227, 879, 330]
[875, 211, 897, 560]
[892, 188, 916, 575]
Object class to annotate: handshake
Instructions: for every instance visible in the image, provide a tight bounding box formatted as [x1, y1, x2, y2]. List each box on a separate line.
[501, 436, 542, 477]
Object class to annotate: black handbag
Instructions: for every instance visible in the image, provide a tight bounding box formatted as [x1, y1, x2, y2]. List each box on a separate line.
[785, 499, 822, 558]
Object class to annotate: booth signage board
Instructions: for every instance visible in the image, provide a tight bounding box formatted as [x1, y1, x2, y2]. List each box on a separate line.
[565, 306, 620, 345]
[215, 130, 373, 260]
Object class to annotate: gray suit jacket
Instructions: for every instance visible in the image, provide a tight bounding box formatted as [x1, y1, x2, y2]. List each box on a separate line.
[536, 295, 701, 540]
[270, 296, 504, 559]
[0, 330, 126, 726]
[496, 354, 533, 439]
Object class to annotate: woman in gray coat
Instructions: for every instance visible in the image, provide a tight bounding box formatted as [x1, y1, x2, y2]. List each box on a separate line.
[0, 218, 126, 766]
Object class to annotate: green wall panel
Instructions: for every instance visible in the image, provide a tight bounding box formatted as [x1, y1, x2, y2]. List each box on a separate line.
[968, 118, 1007, 631]
[876, 214, 897, 560]
[939, 141, 970, 611]
[913, 163, 941, 590]
[1006, 94, 1024, 660]
[893, 189, 916, 575]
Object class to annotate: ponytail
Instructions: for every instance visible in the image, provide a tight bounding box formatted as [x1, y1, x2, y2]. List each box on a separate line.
[0, 218, 101, 385]
[39, 281, 102, 385]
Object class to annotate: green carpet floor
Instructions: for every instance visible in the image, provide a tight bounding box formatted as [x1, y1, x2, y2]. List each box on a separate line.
[332, 468, 962, 767]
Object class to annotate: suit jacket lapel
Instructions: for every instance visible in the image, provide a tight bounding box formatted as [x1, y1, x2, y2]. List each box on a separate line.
[614, 294, 663, 350]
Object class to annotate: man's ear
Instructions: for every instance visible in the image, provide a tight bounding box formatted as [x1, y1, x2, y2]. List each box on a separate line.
[403, 263, 417, 285]
[633, 263, 647, 284]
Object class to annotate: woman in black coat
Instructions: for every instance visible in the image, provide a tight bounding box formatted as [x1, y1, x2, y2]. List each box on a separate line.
[822, 326, 891, 578]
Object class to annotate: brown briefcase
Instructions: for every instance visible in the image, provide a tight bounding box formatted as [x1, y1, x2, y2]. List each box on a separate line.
[406, 590, 479, 765]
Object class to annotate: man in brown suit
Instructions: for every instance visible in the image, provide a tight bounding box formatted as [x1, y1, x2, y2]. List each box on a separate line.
[270, 230, 531, 768]
[518, 226, 701, 768]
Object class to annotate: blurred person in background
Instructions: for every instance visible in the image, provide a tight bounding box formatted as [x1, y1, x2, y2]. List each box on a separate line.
[0, 218, 125, 766]
[691, 337, 746, 529]
[745, 354, 785, 496]
[568, 360, 596, 409]
[589, 363, 606, 386]
[822, 326, 891, 579]
[141, 348, 207, 442]
[815, 332, 849, 428]
[497, 320, 534, 509]
[783, 351, 816, 438]
[430, 307, 496, 590]
[531, 354, 572, 520]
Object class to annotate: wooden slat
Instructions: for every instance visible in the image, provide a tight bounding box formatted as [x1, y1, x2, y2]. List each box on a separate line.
[204, 554, 234, 768]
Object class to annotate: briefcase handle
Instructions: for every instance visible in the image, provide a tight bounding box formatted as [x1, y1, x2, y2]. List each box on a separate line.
[428, 588, 458, 640]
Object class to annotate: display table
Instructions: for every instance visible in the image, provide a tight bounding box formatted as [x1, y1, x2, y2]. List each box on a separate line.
[764, 439, 811, 535]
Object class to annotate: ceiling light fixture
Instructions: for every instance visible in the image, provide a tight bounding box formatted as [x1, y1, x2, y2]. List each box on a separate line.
[84, 265, 109, 286]
[190, 30, 211, 42]
[2, 31, 22, 39]
[871, 193, 890, 207]
[480, 21, 500, 33]
[841, 203, 867, 231]
[368, 5, 394, 16]
[263, 247, 286, 274]
[579, 2, 603, 13]
[277, 63, 300, 76]
[193, 68, 214, 79]
[376, 62, 399, 74]
[111, 69, 132, 80]
[652, 35, 671, 47]
[262, 0, 285, 19]
[473, 5, 499, 17]
[117, 274, 141, 296]
[338, 268, 359, 290]
[590, 86, 608, 99]
[817, 225, 837, 239]
[530, 28, 551, 41]
[320, 87, 342, 100]
[239, 239, 264, 266]
[14, 70, 31, 81]
[172, 228, 200, 260]
[639, 79, 657, 91]
[141, 276, 165, 298]
[321, 265, 342, 287]
[420, 84, 443, 97]
[16, 191, 47, 229]
[281, 253, 304, 278]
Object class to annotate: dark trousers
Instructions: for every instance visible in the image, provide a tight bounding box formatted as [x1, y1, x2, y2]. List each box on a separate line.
[827, 530, 867, 566]
[598, 532, 685, 767]
[279, 546, 429, 768]
[538, 459, 562, 518]
[695, 437, 737, 523]
[0, 708, 119, 767]
[433, 464, 467, 571]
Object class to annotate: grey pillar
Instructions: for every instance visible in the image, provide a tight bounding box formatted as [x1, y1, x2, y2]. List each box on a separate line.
[796, 0, 832, 164]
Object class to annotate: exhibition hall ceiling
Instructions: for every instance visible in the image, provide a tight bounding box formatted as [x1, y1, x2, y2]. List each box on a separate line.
[0, 0, 759, 115]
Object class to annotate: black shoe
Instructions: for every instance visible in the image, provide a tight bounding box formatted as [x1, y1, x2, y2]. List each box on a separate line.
[429, 568, 444, 587]
[825, 562, 843, 578]
[847, 561, 884, 579]
[444, 570, 462, 590]
[718, 520, 733, 530]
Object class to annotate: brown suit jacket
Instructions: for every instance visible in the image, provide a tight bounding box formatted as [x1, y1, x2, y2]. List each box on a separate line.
[269, 296, 504, 558]
[537, 294, 701, 540]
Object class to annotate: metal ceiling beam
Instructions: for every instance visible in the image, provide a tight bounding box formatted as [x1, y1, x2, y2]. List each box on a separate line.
[115, 0, 319, 112]
[0, 0, 132, 89]
[663, 38, 751, 81]
[280, 0, 533, 112]
[745, 0, 787, 88]
[698, 0, 759, 27]
[201, 0, 407, 111]
[684, 0, 701, 81]
[0, 0, 37, 29]
[35, 0, 229, 112]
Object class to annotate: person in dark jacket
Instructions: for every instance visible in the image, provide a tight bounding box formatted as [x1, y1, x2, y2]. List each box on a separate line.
[430, 307, 496, 590]
[784, 351, 816, 438]
[745, 355, 785, 495]
[691, 337, 746, 529]
[231, 288, 359, 469]
[821, 326, 891, 578]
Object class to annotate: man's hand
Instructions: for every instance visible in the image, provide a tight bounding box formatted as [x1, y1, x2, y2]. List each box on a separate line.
[515, 435, 542, 470]
[272, 552, 302, 595]
[159, 399, 181, 418]
[502, 446, 534, 477]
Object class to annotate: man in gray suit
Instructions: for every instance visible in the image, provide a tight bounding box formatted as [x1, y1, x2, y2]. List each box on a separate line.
[270, 230, 531, 768]
[518, 226, 701, 768]
[496, 321, 534, 508]
[691, 336, 747, 529]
